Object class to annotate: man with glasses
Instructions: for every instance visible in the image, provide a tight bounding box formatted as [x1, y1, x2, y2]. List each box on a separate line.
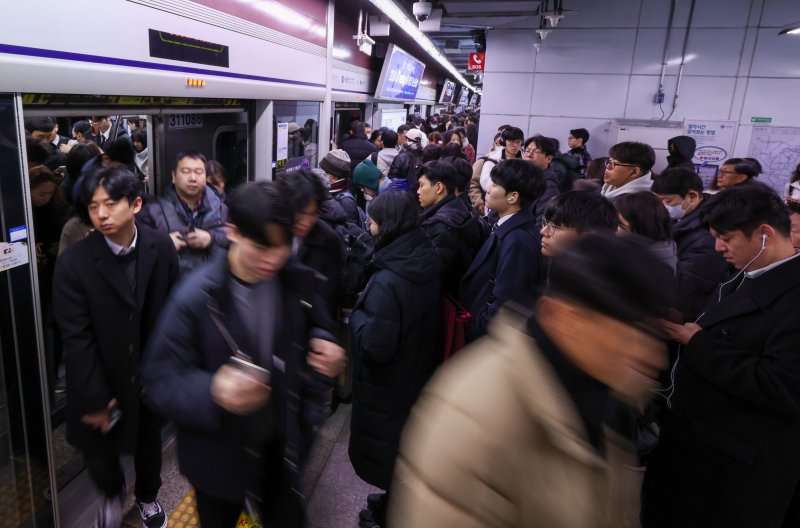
[90, 115, 129, 147]
[478, 126, 525, 199]
[567, 128, 592, 177]
[601, 141, 656, 203]
[539, 191, 618, 258]
[523, 136, 561, 226]
[140, 151, 229, 276]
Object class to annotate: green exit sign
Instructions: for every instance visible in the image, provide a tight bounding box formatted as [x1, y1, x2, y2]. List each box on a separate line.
[751, 117, 772, 123]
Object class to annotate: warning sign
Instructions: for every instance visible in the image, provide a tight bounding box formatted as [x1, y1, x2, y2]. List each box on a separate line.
[0, 242, 29, 273]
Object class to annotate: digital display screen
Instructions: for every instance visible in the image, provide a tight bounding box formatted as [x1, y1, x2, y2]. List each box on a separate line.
[149, 29, 229, 68]
[458, 87, 470, 106]
[439, 79, 456, 104]
[469, 94, 479, 106]
[374, 44, 426, 101]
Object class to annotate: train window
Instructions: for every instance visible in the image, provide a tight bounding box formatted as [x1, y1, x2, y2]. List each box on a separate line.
[213, 125, 248, 189]
[273, 101, 320, 177]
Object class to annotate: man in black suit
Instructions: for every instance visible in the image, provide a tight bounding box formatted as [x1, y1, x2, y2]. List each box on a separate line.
[459, 159, 546, 340]
[643, 185, 800, 528]
[25, 116, 70, 153]
[54, 166, 178, 528]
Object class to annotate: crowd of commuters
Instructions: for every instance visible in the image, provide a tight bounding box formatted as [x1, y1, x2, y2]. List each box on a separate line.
[25, 110, 800, 528]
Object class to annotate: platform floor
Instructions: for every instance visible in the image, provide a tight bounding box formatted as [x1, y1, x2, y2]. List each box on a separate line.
[115, 403, 377, 527]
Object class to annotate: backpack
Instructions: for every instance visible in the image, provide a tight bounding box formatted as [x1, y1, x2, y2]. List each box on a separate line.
[334, 191, 368, 228]
[332, 221, 376, 305]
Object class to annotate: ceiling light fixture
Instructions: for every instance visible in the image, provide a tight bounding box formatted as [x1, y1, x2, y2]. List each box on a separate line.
[368, 0, 480, 93]
[779, 22, 800, 35]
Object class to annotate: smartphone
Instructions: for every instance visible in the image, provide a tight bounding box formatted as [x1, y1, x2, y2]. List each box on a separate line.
[105, 408, 122, 433]
[230, 355, 271, 385]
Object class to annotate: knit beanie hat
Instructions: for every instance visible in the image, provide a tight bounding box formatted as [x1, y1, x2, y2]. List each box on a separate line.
[319, 149, 351, 180]
[353, 159, 381, 191]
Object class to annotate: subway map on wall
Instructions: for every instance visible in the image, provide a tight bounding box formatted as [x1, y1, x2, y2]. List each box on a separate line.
[748, 126, 800, 197]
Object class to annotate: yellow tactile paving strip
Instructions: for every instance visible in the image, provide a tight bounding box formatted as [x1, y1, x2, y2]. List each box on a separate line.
[169, 489, 260, 528]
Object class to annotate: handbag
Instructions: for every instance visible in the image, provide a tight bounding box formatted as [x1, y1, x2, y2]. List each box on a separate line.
[440, 293, 471, 361]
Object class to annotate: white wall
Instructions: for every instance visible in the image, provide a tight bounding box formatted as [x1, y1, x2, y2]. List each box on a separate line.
[478, 0, 800, 160]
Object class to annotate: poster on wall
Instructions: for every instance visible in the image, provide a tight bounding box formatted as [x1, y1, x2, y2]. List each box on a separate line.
[684, 120, 737, 165]
[747, 126, 800, 196]
[276, 122, 289, 162]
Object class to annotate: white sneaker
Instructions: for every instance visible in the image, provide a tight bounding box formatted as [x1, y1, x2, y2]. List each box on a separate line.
[136, 499, 168, 528]
[94, 494, 123, 528]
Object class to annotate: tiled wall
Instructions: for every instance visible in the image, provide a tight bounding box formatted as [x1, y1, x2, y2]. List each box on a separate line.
[478, 0, 800, 159]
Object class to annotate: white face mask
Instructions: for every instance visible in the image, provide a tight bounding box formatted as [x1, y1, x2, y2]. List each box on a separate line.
[364, 193, 374, 202]
[665, 202, 685, 220]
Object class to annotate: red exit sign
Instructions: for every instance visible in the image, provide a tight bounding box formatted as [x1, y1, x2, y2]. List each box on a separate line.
[467, 52, 485, 72]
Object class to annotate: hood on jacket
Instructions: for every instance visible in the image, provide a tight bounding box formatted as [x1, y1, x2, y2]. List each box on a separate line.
[667, 136, 697, 164]
[423, 196, 483, 243]
[601, 172, 654, 201]
[373, 228, 441, 284]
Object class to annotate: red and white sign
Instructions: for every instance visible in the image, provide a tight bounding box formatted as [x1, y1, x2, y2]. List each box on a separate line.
[467, 52, 485, 72]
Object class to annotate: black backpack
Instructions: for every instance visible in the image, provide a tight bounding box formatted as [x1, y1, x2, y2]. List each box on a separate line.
[332, 222, 376, 305]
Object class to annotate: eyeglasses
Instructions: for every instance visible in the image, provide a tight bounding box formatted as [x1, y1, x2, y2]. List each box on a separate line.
[541, 219, 576, 236]
[606, 159, 638, 170]
[718, 169, 739, 176]
[524, 148, 543, 156]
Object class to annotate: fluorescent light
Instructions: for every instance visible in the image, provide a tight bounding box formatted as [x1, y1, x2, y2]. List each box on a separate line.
[332, 47, 352, 60]
[779, 22, 800, 35]
[368, 0, 479, 92]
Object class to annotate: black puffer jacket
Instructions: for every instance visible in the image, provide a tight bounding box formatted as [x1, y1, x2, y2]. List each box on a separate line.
[341, 134, 379, 173]
[349, 228, 442, 489]
[673, 201, 729, 320]
[667, 136, 697, 171]
[421, 195, 486, 297]
[297, 219, 344, 320]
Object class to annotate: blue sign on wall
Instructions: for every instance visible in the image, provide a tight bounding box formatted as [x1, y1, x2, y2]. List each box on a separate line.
[375, 44, 426, 101]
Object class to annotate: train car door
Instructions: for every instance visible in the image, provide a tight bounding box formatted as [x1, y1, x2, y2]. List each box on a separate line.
[0, 93, 57, 526]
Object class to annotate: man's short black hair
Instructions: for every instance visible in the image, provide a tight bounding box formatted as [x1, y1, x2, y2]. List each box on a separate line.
[350, 120, 366, 137]
[418, 160, 459, 195]
[105, 139, 135, 167]
[175, 150, 207, 169]
[500, 126, 525, 144]
[721, 158, 760, 179]
[422, 144, 442, 163]
[73, 120, 93, 137]
[544, 191, 618, 232]
[369, 129, 382, 143]
[609, 142, 656, 174]
[26, 137, 51, 164]
[397, 124, 411, 135]
[570, 128, 590, 145]
[80, 165, 142, 207]
[490, 159, 545, 209]
[701, 185, 790, 238]
[381, 130, 398, 149]
[614, 192, 673, 242]
[228, 181, 294, 246]
[25, 116, 56, 133]
[445, 157, 472, 194]
[652, 167, 704, 197]
[277, 169, 327, 212]
[532, 135, 557, 157]
[787, 200, 800, 215]
[368, 190, 420, 248]
[66, 143, 96, 179]
[440, 143, 465, 160]
[548, 234, 674, 322]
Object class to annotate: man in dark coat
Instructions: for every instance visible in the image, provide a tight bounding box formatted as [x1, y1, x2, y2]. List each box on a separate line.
[277, 170, 344, 322]
[141, 182, 345, 528]
[460, 159, 547, 340]
[643, 185, 800, 528]
[139, 151, 229, 277]
[341, 120, 378, 174]
[54, 166, 178, 528]
[666, 135, 697, 171]
[418, 160, 484, 298]
[652, 168, 729, 321]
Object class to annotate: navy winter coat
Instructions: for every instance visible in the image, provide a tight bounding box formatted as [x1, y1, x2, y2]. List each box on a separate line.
[141, 254, 336, 503]
[349, 228, 442, 490]
[459, 208, 545, 339]
[139, 185, 229, 276]
[341, 134, 379, 173]
[673, 202, 729, 320]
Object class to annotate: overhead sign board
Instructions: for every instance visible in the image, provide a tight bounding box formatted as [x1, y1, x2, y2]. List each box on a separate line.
[374, 44, 426, 101]
[467, 52, 485, 72]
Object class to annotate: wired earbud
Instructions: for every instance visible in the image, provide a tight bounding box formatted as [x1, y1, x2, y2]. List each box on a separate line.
[761, 233, 768, 249]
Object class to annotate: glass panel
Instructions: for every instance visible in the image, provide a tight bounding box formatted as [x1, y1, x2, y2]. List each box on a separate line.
[273, 101, 320, 177]
[0, 93, 56, 526]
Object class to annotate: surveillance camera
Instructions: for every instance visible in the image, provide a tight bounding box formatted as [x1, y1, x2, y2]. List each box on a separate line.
[413, 1, 433, 22]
